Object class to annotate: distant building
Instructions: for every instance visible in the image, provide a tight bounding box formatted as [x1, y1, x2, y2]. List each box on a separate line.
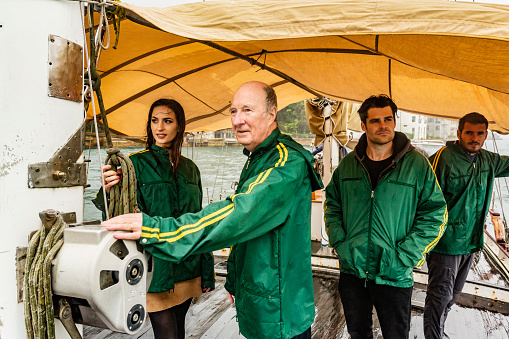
[395, 111, 427, 140]
[427, 117, 458, 139]
[213, 129, 235, 139]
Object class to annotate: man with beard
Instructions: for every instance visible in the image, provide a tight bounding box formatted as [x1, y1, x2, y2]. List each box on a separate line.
[424, 112, 509, 339]
[325, 95, 447, 339]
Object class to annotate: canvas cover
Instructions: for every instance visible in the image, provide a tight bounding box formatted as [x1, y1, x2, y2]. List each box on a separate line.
[86, 0, 509, 137]
[305, 100, 362, 146]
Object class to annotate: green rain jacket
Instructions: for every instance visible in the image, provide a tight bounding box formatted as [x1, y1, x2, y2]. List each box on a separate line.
[324, 132, 447, 288]
[139, 128, 323, 339]
[430, 141, 509, 255]
[93, 145, 215, 293]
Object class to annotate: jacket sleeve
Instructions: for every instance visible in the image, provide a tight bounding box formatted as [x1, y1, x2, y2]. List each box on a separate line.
[197, 167, 204, 209]
[224, 246, 236, 295]
[194, 167, 216, 288]
[324, 168, 346, 249]
[92, 187, 108, 221]
[139, 153, 308, 263]
[397, 156, 448, 267]
[200, 252, 215, 290]
[494, 154, 509, 178]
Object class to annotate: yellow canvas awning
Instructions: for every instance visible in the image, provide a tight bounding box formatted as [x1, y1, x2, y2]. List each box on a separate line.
[86, 0, 509, 136]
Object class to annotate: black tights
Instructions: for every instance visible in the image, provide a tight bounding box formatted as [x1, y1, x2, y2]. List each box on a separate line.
[148, 298, 193, 339]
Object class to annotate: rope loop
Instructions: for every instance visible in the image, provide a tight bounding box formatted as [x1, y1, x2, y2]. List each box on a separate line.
[105, 148, 140, 217]
[94, 0, 111, 50]
[24, 211, 68, 339]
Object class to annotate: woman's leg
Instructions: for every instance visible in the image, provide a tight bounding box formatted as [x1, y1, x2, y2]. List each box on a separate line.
[148, 298, 193, 339]
[173, 298, 193, 339]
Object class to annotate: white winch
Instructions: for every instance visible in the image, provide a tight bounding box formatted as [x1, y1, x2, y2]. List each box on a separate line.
[52, 223, 152, 335]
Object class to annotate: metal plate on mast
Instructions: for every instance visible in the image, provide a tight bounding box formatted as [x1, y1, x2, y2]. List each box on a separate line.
[28, 122, 87, 188]
[48, 34, 83, 102]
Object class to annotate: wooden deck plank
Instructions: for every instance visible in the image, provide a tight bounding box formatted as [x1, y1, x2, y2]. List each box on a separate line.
[84, 264, 509, 339]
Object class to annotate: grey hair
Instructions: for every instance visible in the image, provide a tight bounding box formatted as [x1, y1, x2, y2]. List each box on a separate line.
[262, 84, 277, 116]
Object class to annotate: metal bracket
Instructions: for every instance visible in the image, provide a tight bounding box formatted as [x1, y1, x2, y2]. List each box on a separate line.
[48, 35, 83, 102]
[28, 122, 87, 188]
[58, 299, 83, 339]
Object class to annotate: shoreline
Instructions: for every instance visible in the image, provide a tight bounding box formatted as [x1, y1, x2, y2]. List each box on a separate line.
[85, 137, 315, 148]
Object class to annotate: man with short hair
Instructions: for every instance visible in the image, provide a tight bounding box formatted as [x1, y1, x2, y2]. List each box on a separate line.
[102, 81, 323, 339]
[424, 112, 509, 339]
[324, 94, 447, 339]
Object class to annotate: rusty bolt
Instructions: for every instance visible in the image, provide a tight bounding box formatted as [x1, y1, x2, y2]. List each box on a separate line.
[53, 171, 66, 180]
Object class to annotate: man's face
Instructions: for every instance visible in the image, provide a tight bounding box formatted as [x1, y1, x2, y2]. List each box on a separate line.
[230, 83, 276, 152]
[361, 106, 396, 146]
[457, 122, 487, 155]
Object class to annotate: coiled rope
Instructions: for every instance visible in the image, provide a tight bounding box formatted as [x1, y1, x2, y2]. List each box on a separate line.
[24, 212, 67, 339]
[105, 148, 140, 217]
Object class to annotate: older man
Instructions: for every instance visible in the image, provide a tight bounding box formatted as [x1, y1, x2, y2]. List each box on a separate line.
[102, 81, 323, 339]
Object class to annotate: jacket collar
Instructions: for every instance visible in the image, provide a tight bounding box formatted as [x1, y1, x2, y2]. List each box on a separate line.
[354, 131, 414, 162]
[150, 144, 171, 161]
[446, 140, 479, 160]
[242, 127, 281, 157]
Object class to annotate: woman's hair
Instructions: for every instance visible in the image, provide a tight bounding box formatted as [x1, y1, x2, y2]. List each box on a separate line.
[146, 99, 186, 176]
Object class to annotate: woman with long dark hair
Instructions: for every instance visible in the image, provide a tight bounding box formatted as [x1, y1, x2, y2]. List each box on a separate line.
[94, 98, 215, 339]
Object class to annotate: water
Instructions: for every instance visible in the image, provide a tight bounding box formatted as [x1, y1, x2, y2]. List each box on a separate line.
[481, 135, 509, 220]
[83, 136, 509, 222]
[84, 145, 247, 221]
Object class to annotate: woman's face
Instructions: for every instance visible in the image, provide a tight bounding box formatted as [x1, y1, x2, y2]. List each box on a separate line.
[151, 106, 178, 149]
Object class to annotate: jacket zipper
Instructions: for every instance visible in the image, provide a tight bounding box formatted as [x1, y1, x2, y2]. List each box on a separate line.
[172, 162, 180, 212]
[357, 158, 396, 287]
[366, 190, 374, 287]
[357, 159, 374, 286]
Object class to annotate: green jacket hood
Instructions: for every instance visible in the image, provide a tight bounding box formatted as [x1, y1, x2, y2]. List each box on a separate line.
[245, 128, 323, 191]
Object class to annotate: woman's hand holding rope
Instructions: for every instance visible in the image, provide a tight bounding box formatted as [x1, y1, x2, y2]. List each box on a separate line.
[101, 164, 121, 193]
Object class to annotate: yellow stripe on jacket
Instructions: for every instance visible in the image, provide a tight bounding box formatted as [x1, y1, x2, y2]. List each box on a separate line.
[416, 207, 448, 267]
[431, 146, 447, 172]
[141, 142, 288, 243]
[415, 150, 449, 266]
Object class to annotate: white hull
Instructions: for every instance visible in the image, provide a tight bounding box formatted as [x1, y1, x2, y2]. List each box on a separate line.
[0, 0, 84, 337]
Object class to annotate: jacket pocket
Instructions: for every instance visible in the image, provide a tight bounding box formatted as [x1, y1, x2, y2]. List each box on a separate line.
[340, 177, 362, 182]
[336, 241, 365, 276]
[445, 174, 470, 195]
[442, 220, 468, 243]
[148, 257, 175, 292]
[387, 179, 416, 189]
[185, 179, 199, 186]
[236, 288, 281, 339]
[376, 247, 412, 285]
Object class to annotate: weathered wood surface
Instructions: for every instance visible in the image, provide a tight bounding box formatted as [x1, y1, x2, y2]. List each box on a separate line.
[84, 254, 509, 339]
[84, 275, 509, 338]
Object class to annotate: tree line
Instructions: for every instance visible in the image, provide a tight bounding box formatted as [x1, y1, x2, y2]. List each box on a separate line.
[277, 101, 312, 137]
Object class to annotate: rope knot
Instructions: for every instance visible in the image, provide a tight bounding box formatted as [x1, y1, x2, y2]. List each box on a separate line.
[107, 147, 121, 155]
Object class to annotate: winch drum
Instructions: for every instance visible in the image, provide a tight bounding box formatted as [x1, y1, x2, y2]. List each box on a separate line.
[52, 224, 152, 334]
